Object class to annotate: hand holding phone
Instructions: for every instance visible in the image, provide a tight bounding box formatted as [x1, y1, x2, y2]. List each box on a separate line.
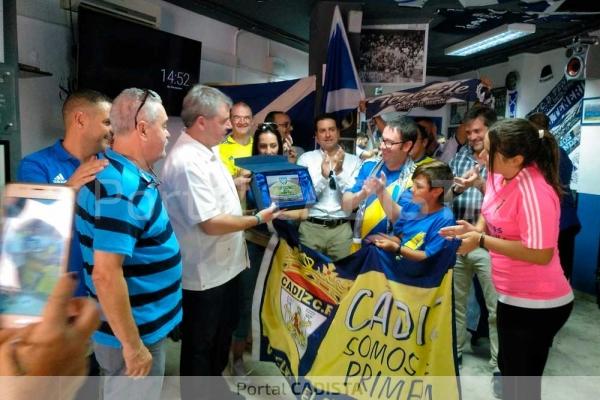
[0, 184, 75, 328]
[0, 273, 99, 377]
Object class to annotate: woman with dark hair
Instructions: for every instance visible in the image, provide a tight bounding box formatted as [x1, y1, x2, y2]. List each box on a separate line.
[232, 122, 307, 375]
[251, 122, 284, 156]
[441, 118, 573, 400]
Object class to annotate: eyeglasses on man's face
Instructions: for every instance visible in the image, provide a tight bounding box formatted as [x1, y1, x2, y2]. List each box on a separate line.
[134, 89, 158, 127]
[380, 139, 405, 148]
[231, 115, 252, 123]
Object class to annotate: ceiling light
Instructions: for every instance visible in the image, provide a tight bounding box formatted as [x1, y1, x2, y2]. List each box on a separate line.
[445, 23, 536, 56]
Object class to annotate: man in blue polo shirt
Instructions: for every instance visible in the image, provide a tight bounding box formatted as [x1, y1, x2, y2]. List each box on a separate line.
[75, 88, 181, 400]
[17, 89, 112, 296]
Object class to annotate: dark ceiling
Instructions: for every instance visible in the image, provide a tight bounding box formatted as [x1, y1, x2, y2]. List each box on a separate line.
[165, 0, 600, 77]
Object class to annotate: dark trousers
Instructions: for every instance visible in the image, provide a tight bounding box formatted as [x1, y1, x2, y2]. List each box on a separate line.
[558, 225, 580, 280]
[232, 242, 264, 342]
[180, 274, 241, 400]
[497, 301, 573, 400]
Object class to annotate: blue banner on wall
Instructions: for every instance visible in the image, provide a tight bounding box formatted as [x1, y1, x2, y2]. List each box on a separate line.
[365, 79, 486, 118]
[527, 77, 585, 187]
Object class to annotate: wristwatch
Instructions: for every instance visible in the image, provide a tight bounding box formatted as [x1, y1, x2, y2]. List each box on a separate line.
[395, 245, 403, 260]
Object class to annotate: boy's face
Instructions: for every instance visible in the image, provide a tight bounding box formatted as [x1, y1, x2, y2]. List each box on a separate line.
[412, 175, 442, 209]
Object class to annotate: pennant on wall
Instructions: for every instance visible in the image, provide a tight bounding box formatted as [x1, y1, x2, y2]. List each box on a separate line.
[527, 76, 585, 188]
[364, 79, 484, 118]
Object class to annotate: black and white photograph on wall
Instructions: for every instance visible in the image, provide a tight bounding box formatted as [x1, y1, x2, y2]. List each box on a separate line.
[359, 24, 428, 85]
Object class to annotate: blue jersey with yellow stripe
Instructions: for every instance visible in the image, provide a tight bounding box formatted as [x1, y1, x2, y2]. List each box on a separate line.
[347, 159, 416, 239]
[76, 149, 182, 347]
[394, 203, 456, 257]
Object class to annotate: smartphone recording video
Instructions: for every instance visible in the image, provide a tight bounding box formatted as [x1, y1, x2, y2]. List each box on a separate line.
[0, 184, 75, 327]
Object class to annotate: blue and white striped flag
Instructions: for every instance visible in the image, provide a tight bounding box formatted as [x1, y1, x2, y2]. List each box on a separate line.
[322, 6, 364, 121]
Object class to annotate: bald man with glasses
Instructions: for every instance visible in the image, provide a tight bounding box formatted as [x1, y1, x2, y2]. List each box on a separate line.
[218, 101, 254, 176]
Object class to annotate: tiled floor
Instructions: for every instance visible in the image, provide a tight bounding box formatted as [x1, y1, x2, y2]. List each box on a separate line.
[160, 291, 600, 399]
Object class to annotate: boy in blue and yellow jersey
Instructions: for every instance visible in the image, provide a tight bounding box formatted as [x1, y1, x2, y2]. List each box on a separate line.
[371, 161, 455, 261]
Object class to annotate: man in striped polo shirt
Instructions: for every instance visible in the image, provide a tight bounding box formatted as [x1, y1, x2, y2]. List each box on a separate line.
[76, 88, 181, 400]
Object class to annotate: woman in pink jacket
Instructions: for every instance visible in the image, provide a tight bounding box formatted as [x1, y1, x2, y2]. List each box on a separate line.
[442, 118, 573, 400]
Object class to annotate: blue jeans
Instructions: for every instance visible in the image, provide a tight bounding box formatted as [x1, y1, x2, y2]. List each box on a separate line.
[93, 338, 166, 400]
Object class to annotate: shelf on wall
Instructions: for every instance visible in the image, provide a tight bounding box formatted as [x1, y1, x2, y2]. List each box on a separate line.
[18, 63, 52, 78]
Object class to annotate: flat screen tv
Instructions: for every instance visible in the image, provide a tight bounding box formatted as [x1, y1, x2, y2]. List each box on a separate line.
[78, 7, 202, 115]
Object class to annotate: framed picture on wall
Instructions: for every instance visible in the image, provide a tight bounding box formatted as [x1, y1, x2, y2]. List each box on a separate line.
[581, 97, 600, 125]
[0, 140, 10, 186]
[359, 24, 429, 85]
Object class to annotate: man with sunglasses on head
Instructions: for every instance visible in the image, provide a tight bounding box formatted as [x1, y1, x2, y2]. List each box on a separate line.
[342, 116, 418, 242]
[75, 88, 181, 400]
[297, 114, 361, 261]
[160, 85, 280, 400]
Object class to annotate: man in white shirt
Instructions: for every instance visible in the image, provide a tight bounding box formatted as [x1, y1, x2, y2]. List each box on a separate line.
[297, 114, 361, 260]
[160, 85, 279, 400]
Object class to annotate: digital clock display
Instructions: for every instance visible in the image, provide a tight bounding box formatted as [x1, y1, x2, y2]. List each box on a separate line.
[161, 69, 192, 90]
[78, 7, 202, 115]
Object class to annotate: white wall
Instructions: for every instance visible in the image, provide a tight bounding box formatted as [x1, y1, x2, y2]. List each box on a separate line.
[17, 14, 71, 156]
[146, 0, 309, 84]
[578, 78, 600, 196]
[451, 47, 568, 118]
[15, 0, 309, 158]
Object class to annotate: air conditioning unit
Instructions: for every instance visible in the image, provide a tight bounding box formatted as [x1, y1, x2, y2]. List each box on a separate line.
[60, 0, 161, 28]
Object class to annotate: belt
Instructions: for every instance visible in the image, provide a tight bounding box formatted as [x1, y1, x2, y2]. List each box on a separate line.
[306, 217, 348, 228]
